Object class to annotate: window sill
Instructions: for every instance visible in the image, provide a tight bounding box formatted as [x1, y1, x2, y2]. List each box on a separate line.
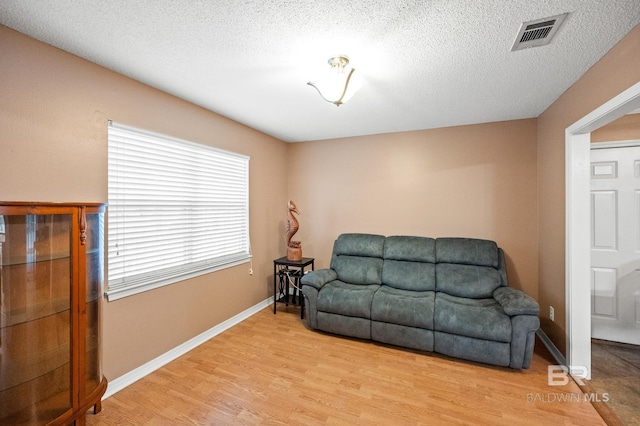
[105, 255, 251, 301]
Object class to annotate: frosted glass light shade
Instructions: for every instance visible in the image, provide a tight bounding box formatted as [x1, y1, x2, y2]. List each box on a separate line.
[307, 55, 360, 106]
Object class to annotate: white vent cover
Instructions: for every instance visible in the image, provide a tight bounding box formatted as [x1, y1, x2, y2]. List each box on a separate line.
[511, 13, 568, 51]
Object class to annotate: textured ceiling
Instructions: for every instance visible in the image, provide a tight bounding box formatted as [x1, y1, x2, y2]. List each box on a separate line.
[1, 1, 639, 142]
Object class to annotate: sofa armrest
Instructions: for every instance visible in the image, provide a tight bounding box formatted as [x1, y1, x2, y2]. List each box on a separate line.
[300, 268, 337, 290]
[493, 287, 539, 316]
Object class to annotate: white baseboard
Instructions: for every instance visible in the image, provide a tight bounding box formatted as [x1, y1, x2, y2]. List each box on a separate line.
[103, 297, 272, 399]
[536, 328, 567, 366]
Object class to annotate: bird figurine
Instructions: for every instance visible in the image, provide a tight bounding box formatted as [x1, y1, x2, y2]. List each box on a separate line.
[286, 200, 302, 261]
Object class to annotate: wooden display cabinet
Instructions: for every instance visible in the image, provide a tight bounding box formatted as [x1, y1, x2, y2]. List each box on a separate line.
[0, 203, 107, 425]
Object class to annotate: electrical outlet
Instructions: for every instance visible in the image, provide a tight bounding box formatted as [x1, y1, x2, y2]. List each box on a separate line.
[550, 306, 555, 321]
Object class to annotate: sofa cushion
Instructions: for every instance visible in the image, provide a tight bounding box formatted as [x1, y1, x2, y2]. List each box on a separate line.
[331, 234, 385, 285]
[382, 260, 435, 291]
[332, 256, 384, 285]
[371, 286, 435, 329]
[436, 238, 499, 268]
[436, 263, 502, 298]
[434, 293, 512, 343]
[333, 233, 385, 257]
[384, 236, 436, 263]
[382, 236, 436, 291]
[317, 280, 379, 318]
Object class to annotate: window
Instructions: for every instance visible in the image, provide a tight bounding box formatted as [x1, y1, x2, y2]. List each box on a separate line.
[106, 121, 250, 301]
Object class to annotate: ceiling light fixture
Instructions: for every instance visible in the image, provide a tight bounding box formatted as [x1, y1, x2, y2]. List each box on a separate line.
[307, 55, 359, 106]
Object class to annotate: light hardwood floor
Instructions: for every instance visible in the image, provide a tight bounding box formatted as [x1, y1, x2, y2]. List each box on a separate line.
[87, 306, 606, 425]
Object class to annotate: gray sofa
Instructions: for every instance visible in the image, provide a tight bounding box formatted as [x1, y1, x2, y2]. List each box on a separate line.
[300, 233, 540, 369]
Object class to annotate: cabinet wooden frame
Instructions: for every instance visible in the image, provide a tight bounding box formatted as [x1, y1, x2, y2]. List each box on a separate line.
[0, 202, 107, 426]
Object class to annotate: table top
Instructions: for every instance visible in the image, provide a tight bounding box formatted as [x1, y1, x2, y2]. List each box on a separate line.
[273, 256, 314, 267]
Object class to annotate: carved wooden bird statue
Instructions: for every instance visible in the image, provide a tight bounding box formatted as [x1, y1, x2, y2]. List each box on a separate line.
[286, 200, 300, 248]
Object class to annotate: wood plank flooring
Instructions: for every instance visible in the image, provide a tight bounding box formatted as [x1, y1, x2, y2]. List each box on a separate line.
[588, 339, 640, 425]
[87, 306, 607, 425]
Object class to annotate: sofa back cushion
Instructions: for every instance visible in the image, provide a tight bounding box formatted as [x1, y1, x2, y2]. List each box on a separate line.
[436, 237, 499, 267]
[330, 233, 385, 285]
[435, 238, 504, 298]
[382, 236, 436, 291]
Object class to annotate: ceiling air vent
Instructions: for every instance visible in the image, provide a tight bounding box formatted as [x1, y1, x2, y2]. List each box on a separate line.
[511, 13, 568, 51]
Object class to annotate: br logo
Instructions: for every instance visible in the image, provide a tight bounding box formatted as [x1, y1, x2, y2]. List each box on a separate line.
[547, 365, 588, 386]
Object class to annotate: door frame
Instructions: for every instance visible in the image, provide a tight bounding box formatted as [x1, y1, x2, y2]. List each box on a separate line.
[591, 140, 640, 150]
[566, 81, 640, 379]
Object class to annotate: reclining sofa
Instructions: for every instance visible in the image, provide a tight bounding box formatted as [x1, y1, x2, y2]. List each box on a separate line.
[300, 233, 540, 369]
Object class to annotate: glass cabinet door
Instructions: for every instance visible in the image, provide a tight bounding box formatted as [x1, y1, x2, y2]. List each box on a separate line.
[84, 210, 104, 396]
[0, 212, 73, 425]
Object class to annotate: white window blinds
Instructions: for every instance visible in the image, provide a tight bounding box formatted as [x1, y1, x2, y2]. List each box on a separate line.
[107, 121, 250, 301]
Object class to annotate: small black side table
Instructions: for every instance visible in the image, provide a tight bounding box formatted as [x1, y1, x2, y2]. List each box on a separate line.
[273, 256, 314, 318]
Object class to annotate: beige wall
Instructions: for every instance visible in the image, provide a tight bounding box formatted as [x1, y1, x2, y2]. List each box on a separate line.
[288, 120, 539, 297]
[0, 25, 289, 379]
[537, 23, 640, 352]
[591, 113, 640, 143]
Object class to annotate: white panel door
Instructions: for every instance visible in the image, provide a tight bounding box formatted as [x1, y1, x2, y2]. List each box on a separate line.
[590, 145, 640, 345]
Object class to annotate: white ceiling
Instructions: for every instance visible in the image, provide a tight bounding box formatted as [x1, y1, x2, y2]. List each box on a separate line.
[1, 1, 639, 142]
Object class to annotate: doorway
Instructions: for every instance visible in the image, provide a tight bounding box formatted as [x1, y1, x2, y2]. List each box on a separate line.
[566, 80, 640, 379]
[566, 83, 640, 425]
[587, 137, 640, 425]
[590, 143, 640, 345]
